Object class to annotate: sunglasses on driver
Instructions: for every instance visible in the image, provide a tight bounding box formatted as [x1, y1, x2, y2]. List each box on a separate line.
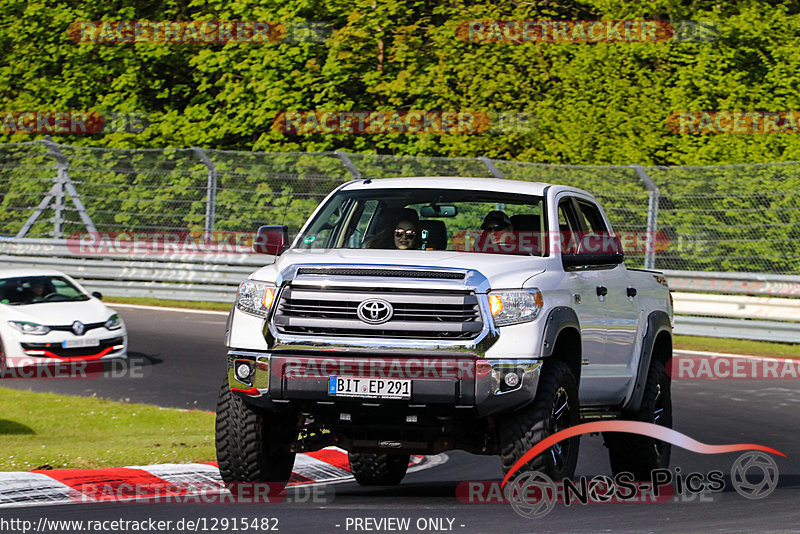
[394, 229, 417, 239]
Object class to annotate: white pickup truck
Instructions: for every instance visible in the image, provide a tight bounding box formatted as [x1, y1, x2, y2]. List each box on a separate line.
[216, 177, 674, 486]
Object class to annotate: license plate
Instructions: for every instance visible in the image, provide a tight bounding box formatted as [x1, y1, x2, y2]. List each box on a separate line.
[62, 338, 100, 348]
[328, 376, 411, 400]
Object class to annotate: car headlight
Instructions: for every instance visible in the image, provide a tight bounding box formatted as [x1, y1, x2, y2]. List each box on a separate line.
[104, 314, 122, 330]
[8, 321, 50, 335]
[236, 281, 277, 318]
[487, 289, 543, 326]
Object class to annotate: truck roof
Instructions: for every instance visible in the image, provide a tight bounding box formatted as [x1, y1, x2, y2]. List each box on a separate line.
[339, 177, 588, 197]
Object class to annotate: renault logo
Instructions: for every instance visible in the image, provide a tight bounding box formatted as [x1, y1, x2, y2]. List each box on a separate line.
[356, 299, 393, 325]
[71, 321, 86, 336]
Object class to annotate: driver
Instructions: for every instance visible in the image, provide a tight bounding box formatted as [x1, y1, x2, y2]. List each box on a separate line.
[30, 279, 46, 298]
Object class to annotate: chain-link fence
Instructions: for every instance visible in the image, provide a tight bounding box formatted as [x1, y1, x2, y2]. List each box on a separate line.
[1, 139, 799, 274]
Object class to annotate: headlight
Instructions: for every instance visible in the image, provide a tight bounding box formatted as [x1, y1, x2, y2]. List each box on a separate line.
[104, 314, 122, 330]
[9, 321, 50, 335]
[487, 289, 543, 326]
[236, 281, 277, 318]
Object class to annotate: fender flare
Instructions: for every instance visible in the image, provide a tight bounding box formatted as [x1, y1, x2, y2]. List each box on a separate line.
[624, 310, 672, 412]
[540, 306, 581, 382]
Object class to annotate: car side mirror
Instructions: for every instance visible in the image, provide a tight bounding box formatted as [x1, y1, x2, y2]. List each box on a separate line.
[562, 234, 624, 269]
[253, 225, 289, 255]
[91, 291, 103, 300]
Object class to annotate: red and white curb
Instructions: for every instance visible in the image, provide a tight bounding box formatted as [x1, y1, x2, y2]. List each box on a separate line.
[0, 448, 446, 508]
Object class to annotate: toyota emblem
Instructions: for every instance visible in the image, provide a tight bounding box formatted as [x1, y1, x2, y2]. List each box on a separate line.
[356, 298, 393, 325]
[71, 321, 86, 336]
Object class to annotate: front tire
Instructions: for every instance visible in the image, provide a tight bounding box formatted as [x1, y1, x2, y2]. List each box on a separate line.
[604, 360, 672, 479]
[348, 453, 410, 486]
[499, 359, 580, 480]
[215, 375, 298, 486]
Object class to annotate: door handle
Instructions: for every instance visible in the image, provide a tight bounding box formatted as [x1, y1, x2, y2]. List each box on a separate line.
[596, 286, 608, 297]
[627, 287, 637, 297]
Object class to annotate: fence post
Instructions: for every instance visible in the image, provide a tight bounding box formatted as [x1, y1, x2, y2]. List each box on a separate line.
[335, 150, 362, 179]
[192, 147, 217, 236]
[479, 156, 504, 178]
[630, 164, 659, 270]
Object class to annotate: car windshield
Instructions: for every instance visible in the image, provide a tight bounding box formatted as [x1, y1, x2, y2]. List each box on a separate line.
[294, 188, 547, 256]
[0, 275, 90, 305]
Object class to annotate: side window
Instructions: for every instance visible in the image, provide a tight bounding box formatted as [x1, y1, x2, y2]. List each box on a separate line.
[576, 201, 608, 234]
[557, 199, 580, 253]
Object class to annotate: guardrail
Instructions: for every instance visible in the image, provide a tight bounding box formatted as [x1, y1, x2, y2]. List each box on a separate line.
[1, 238, 797, 343]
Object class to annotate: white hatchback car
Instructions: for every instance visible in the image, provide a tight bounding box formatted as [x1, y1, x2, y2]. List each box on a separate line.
[0, 268, 127, 371]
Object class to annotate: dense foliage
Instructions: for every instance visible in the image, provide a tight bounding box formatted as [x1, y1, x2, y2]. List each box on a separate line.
[0, 0, 798, 272]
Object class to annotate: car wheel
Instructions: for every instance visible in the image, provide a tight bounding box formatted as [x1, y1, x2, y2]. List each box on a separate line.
[215, 374, 298, 486]
[348, 453, 410, 486]
[604, 360, 672, 479]
[500, 359, 580, 480]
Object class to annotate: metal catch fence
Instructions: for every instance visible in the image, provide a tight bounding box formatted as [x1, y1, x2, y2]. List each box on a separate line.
[1, 139, 799, 274]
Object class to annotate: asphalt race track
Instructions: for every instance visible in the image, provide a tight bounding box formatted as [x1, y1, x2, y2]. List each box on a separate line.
[2, 306, 799, 533]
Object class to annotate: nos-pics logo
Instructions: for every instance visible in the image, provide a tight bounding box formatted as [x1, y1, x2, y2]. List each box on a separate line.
[501, 421, 783, 519]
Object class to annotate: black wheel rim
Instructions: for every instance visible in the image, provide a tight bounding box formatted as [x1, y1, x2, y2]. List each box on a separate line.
[651, 382, 668, 458]
[549, 386, 572, 470]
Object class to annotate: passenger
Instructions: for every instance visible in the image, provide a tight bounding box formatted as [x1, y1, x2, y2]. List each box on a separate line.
[481, 210, 513, 232]
[475, 210, 516, 253]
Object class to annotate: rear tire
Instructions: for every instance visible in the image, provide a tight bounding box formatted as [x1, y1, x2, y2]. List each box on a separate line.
[215, 375, 298, 486]
[604, 360, 672, 479]
[348, 453, 410, 486]
[499, 359, 580, 480]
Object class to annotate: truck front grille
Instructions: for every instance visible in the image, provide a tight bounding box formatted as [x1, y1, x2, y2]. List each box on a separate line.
[273, 287, 483, 339]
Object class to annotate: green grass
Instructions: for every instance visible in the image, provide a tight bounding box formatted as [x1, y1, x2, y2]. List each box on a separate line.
[105, 296, 232, 312]
[0, 388, 215, 471]
[673, 335, 800, 359]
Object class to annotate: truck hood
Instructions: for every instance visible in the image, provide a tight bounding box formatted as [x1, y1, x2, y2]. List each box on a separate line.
[250, 249, 546, 290]
[0, 298, 115, 326]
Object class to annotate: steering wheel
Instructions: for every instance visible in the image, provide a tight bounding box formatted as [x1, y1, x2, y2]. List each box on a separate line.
[42, 293, 62, 301]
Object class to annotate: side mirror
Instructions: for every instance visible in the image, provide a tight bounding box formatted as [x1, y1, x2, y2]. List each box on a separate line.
[562, 234, 624, 269]
[91, 291, 103, 300]
[253, 225, 289, 255]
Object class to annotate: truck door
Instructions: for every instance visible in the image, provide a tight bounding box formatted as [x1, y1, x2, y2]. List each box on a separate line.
[574, 199, 640, 402]
[556, 198, 607, 371]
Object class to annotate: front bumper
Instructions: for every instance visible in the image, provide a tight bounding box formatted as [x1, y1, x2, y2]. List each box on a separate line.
[226, 349, 541, 418]
[4, 332, 128, 367]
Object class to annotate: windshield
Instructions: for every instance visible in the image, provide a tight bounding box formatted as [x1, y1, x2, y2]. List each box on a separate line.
[0, 275, 90, 305]
[295, 188, 547, 256]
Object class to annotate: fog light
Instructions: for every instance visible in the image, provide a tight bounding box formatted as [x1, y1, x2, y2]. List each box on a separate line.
[504, 372, 520, 388]
[235, 363, 252, 381]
